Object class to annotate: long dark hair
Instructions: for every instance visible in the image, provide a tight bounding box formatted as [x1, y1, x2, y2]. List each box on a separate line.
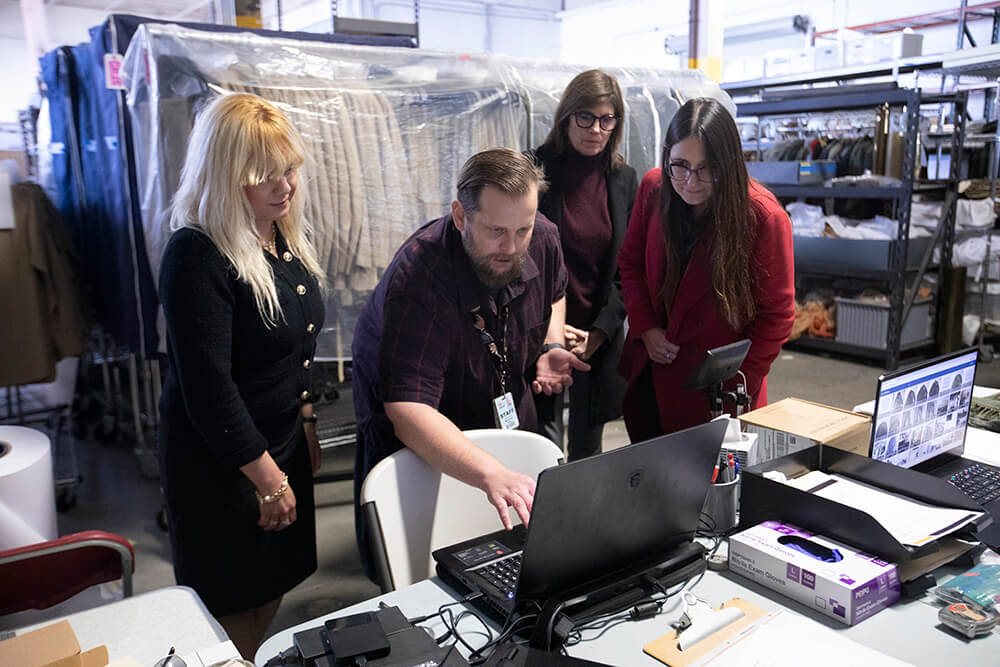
[658, 98, 755, 330]
[538, 69, 625, 171]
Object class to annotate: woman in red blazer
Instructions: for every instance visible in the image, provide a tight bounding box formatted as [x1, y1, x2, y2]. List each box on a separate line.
[618, 98, 794, 440]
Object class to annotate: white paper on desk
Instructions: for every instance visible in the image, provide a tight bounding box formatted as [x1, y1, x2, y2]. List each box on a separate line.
[689, 610, 913, 667]
[963, 427, 1000, 467]
[784, 471, 982, 547]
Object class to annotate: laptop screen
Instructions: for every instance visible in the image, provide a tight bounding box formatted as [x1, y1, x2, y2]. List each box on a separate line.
[870, 348, 978, 468]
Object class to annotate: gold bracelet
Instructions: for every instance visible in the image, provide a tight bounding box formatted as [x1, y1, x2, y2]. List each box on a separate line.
[256, 472, 289, 505]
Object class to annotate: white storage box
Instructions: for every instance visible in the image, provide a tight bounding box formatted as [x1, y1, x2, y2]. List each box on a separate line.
[789, 47, 814, 74]
[844, 36, 892, 66]
[765, 49, 793, 77]
[814, 42, 843, 70]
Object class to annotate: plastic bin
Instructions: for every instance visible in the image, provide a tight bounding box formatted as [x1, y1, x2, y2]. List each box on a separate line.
[965, 279, 1000, 322]
[794, 237, 931, 273]
[746, 160, 836, 185]
[834, 297, 932, 349]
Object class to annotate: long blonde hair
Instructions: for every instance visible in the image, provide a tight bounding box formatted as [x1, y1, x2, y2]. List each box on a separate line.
[169, 93, 325, 326]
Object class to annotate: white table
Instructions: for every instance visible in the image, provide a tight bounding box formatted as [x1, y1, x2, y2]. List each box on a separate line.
[256, 562, 998, 666]
[15, 586, 229, 665]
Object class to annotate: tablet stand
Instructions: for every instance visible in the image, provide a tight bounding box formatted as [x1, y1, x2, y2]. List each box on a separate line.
[682, 340, 752, 419]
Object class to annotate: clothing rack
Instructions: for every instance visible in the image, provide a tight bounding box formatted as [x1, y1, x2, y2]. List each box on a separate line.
[123, 22, 733, 365]
[30, 15, 417, 463]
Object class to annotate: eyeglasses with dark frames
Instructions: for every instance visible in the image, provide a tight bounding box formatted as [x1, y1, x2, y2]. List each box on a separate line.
[572, 111, 618, 131]
[667, 162, 718, 184]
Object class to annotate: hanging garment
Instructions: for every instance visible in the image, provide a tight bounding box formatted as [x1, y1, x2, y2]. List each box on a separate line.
[0, 184, 87, 386]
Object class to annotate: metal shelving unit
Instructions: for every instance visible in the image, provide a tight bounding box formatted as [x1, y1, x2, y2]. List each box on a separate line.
[738, 88, 967, 370]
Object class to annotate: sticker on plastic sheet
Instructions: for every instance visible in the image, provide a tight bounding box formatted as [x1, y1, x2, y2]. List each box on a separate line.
[493, 392, 519, 430]
[104, 53, 125, 90]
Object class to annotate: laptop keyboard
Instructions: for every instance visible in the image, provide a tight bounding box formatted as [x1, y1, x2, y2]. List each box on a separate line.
[949, 463, 1000, 504]
[476, 554, 522, 599]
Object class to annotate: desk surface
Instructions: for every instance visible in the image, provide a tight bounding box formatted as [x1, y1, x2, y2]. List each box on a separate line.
[16, 586, 228, 665]
[257, 562, 998, 666]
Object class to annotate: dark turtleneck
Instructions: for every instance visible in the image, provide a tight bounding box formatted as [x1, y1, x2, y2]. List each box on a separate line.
[557, 149, 613, 329]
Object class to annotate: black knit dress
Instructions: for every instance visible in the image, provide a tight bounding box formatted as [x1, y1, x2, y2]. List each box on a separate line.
[158, 227, 324, 616]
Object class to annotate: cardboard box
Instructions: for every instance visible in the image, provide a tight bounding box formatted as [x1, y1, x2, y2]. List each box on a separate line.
[894, 31, 923, 59]
[844, 35, 893, 66]
[0, 620, 108, 667]
[814, 42, 843, 70]
[729, 520, 901, 625]
[739, 397, 871, 462]
[765, 49, 792, 77]
[789, 47, 814, 74]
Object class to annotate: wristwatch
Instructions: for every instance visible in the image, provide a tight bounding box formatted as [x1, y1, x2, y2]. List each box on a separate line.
[541, 343, 565, 354]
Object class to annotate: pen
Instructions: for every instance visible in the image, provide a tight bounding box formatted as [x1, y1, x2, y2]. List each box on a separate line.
[712, 465, 719, 484]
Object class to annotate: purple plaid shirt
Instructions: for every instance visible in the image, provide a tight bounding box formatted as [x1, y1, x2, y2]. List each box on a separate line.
[352, 212, 566, 487]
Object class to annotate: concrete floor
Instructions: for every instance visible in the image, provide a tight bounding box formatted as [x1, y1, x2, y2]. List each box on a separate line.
[46, 348, 1000, 654]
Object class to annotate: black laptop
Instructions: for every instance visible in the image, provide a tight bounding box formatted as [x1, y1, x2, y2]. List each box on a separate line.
[869, 347, 1000, 516]
[432, 420, 726, 622]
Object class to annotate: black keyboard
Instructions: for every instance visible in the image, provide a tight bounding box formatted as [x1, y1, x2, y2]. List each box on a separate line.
[950, 463, 1000, 504]
[476, 554, 522, 599]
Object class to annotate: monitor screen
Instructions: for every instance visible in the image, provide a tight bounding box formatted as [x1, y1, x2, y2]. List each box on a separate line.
[870, 348, 978, 469]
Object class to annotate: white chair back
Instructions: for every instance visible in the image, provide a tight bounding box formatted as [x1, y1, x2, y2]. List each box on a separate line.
[359, 429, 562, 592]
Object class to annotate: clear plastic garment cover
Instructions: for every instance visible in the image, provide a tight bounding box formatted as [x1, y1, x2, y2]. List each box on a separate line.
[122, 23, 734, 360]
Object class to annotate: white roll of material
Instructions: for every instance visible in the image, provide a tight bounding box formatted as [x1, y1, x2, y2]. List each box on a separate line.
[0, 426, 58, 550]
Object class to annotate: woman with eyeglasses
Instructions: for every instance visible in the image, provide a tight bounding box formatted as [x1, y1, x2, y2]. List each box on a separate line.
[618, 97, 794, 440]
[527, 69, 638, 461]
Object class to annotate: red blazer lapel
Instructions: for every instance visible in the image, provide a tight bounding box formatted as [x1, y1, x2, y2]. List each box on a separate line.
[665, 238, 713, 341]
[644, 218, 669, 327]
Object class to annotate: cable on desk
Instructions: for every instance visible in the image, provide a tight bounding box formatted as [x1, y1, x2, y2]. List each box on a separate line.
[434, 603, 494, 656]
[468, 612, 539, 665]
[406, 591, 483, 625]
[565, 567, 700, 648]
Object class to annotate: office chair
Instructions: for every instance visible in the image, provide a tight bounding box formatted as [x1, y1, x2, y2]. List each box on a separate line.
[360, 429, 563, 593]
[0, 530, 135, 618]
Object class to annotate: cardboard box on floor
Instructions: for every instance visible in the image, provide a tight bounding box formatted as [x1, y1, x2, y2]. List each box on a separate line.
[739, 397, 871, 463]
[0, 620, 108, 667]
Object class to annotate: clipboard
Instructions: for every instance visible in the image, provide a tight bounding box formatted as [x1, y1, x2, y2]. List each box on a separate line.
[643, 598, 767, 667]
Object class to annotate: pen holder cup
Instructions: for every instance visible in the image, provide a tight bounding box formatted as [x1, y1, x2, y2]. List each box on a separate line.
[701, 474, 740, 534]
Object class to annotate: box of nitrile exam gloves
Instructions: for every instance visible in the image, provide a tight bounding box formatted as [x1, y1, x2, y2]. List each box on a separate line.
[729, 521, 900, 625]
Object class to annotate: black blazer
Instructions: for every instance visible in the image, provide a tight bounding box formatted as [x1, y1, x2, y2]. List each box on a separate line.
[158, 227, 325, 470]
[528, 146, 638, 424]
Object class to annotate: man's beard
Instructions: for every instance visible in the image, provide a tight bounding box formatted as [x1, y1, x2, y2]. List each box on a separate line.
[463, 235, 527, 289]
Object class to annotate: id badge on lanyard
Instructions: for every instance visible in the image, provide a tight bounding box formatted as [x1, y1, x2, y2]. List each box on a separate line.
[493, 392, 519, 430]
[472, 304, 520, 430]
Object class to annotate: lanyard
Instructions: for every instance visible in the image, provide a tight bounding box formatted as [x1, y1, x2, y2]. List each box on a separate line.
[471, 304, 509, 393]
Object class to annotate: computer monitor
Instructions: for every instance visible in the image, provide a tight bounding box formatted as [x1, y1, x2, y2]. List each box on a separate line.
[869, 348, 978, 469]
